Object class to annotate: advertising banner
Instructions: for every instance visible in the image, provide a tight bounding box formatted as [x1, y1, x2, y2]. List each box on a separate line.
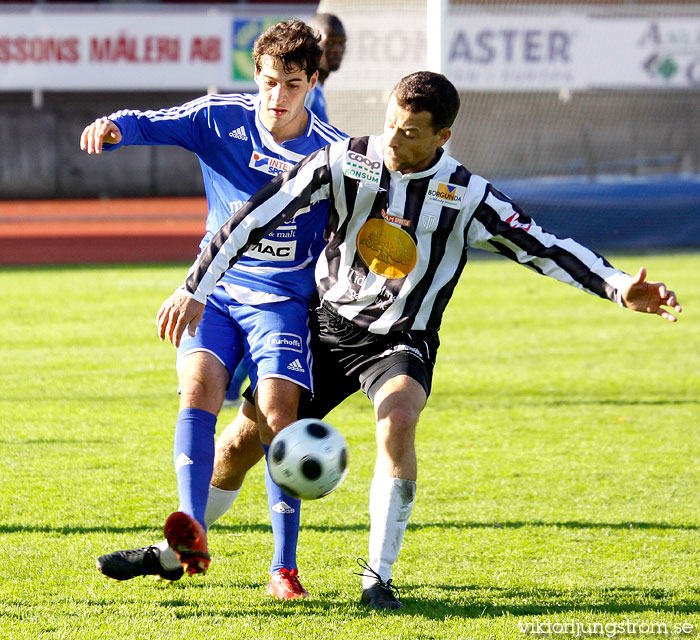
[0, 7, 310, 90]
[1, 6, 698, 91]
[448, 10, 700, 90]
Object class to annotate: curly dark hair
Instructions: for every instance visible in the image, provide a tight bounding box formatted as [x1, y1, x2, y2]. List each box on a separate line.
[391, 72, 461, 132]
[253, 19, 322, 80]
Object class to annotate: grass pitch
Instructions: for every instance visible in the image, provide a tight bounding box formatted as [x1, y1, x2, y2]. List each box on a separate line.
[1, 252, 698, 640]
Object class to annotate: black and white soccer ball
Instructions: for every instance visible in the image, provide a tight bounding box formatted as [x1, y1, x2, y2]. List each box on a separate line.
[268, 419, 349, 500]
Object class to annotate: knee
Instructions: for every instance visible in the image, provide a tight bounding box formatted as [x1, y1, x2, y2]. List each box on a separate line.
[376, 406, 418, 448]
[255, 383, 300, 434]
[180, 371, 225, 408]
[262, 403, 298, 433]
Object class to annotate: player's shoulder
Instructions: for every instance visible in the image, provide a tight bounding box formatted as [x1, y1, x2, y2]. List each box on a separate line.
[159, 93, 253, 122]
[307, 112, 348, 145]
[191, 92, 256, 114]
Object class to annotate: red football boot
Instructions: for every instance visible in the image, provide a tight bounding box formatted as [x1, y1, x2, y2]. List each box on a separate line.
[266, 568, 309, 599]
[163, 511, 210, 576]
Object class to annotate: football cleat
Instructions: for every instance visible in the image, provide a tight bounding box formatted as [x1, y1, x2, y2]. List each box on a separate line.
[96, 545, 184, 582]
[360, 580, 404, 610]
[266, 568, 309, 599]
[163, 511, 210, 576]
[356, 558, 404, 610]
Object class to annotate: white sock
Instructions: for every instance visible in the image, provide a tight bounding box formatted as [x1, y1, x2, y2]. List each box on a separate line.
[156, 539, 181, 570]
[363, 475, 416, 590]
[204, 485, 241, 528]
[156, 485, 241, 571]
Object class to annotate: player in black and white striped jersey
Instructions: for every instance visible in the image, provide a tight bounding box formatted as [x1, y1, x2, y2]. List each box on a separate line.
[159, 71, 682, 609]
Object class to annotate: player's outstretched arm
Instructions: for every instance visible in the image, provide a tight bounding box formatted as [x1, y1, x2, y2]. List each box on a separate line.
[156, 289, 205, 347]
[79, 117, 122, 155]
[620, 267, 682, 322]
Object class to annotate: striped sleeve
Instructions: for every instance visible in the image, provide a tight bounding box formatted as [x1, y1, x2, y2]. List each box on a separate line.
[183, 147, 333, 303]
[466, 182, 632, 302]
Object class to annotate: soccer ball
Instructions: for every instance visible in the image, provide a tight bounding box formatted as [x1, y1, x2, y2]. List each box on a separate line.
[268, 419, 349, 500]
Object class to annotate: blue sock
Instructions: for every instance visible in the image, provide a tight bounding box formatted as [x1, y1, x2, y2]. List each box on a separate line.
[263, 443, 301, 573]
[173, 408, 217, 530]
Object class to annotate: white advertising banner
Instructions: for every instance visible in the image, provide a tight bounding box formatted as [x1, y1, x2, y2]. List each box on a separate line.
[447, 14, 587, 90]
[588, 18, 700, 89]
[447, 11, 700, 91]
[1, 6, 698, 91]
[0, 8, 311, 90]
[322, 6, 427, 92]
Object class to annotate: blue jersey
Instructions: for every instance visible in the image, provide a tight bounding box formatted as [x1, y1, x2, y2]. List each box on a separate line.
[304, 84, 328, 123]
[106, 94, 346, 301]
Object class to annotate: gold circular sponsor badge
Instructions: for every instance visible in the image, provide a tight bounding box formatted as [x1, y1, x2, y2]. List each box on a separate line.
[356, 218, 417, 279]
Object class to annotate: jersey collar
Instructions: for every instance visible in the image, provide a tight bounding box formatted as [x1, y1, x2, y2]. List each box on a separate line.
[374, 135, 448, 181]
[253, 94, 312, 162]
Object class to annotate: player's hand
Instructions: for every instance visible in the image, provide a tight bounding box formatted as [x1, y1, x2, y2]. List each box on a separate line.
[156, 289, 205, 347]
[79, 117, 122, 154]
[620, 267, 682, 322]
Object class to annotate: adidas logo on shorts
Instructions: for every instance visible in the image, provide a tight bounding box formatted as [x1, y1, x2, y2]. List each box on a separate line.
[229, 125, 248, 141]
[287, 359, 305, 373]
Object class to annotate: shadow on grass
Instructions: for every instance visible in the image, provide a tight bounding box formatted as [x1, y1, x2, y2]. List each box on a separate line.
[3, 520, 698, 535]
[538, 398, 700, 407]
[144, 583, 700, 620]
[400, 584, 700, 618]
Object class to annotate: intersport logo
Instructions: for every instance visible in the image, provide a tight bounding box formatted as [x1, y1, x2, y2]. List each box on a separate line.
[249, 151, 294, 177]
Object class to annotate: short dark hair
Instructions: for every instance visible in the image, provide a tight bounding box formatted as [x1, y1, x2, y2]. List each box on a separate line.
[308, 13, 345, 36]
[253, 19, 322, 80]
[391, 72, 460, 132]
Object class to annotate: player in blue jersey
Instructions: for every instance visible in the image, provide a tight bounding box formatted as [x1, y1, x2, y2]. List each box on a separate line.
[223, 12, 347, 409]
[304, 13, 347, 122]
[80, 19, 346, 599]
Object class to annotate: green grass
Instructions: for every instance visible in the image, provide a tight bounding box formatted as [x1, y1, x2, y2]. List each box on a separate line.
[1, 253, 698, 639]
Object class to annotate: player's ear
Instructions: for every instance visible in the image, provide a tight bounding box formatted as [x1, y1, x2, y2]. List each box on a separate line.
[436, 128, 451, 148]
[307, 70, 319, 93]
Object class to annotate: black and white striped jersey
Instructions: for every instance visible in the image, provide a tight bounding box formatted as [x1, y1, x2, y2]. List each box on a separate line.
[185, 134, 631, 334]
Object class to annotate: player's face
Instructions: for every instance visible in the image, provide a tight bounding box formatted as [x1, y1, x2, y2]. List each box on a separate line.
[319, 25, 347, 72]
[382, 94, 451, 174]
[255, 55, 318, 141]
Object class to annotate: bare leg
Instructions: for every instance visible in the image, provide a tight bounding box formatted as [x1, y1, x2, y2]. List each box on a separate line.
[363, 375, 426, 599]
[254, 378, 302, 444]
[211, 400, 264, 490]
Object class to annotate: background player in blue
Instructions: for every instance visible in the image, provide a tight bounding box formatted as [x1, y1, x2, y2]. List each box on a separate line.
[304, 13, 347, 123]
[80, 20, 346, 599]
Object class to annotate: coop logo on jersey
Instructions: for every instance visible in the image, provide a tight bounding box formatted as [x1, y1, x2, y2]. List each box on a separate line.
[426, 180, 466, 209]
[343, 151, 382, 184]
[249, 151, 295, 177]
[267, 333, 303, 352]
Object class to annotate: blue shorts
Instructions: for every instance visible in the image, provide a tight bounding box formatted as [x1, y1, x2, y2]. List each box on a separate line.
[177, 287, 313, 393]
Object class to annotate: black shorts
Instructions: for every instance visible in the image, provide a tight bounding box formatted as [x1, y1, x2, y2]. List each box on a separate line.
[294, 303, 440, 419]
